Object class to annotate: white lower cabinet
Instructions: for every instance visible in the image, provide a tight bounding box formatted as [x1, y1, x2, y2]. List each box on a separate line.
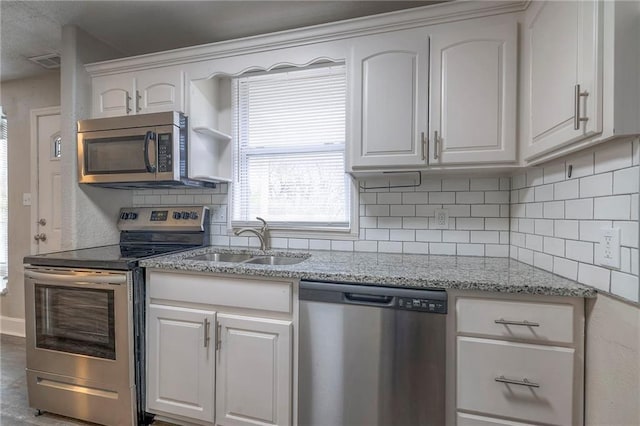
[147, 304, 216, 423]
[146, 271, 294, 426]
[216, 314, 292, 426]
[452, 293, 584, 426]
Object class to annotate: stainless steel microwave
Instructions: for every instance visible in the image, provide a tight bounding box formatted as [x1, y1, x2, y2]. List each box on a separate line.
[77, 111, 215, 189]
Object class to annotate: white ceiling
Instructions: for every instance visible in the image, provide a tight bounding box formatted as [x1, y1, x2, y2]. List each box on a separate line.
[1, 0, 441, 82]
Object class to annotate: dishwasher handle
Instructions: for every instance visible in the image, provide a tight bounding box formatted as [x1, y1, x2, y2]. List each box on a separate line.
[344, 292, 393, 306]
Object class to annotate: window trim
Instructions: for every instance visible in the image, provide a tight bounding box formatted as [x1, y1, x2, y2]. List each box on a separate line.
[229, 62, 356, 236]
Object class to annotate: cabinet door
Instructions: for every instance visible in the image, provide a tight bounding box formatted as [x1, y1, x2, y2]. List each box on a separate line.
[147, 304, 215, 422]
[136, 69, 184, 114]
[92, 74, 134, 118]
[429, 18, 517, 164]
[216, 314, 292, 426]
[524, 0, 602, 160]
[349, 30, 429, 169]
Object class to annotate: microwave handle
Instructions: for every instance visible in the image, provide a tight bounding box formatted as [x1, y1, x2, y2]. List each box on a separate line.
[144, 131, 157, 173]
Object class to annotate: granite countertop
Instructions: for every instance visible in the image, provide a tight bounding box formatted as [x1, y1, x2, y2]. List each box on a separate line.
[140, 246, 596, 298]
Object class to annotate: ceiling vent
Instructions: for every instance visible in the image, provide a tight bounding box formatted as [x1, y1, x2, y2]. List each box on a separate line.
[27, 53, 61, 69]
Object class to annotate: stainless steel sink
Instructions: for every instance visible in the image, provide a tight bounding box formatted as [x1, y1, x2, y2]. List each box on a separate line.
[187, 253, 253, 262]
[244, 255, 307, 265]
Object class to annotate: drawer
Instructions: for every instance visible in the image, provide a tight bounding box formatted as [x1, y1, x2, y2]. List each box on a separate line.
[457, 412, 534, 426]
[148, 271, 292, 314]
[456, 298, 574, 344]
[457, 337, 574, 426]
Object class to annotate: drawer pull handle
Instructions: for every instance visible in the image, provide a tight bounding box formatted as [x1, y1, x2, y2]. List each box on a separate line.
[495, 375, 540, 388]
[494, 319, 540, 327]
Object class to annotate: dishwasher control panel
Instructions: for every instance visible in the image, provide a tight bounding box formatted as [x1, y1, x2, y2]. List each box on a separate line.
[398, 297, 447, 313]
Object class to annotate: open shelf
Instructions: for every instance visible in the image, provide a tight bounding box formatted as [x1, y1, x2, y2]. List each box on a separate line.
[191, 126, 231, 142]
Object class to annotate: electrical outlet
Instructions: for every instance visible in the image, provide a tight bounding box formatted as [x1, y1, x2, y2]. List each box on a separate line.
[434, 209, 449, 229]
[597, 227, 621, 269]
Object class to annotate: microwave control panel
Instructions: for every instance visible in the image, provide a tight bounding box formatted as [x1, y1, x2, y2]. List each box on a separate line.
[157, 133, 172, 173]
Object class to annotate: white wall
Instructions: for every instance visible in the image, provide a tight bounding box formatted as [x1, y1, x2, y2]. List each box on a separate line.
[0, 73, 60, 332]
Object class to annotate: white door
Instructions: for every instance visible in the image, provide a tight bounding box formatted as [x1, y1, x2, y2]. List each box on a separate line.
[32, 108, 61, 254]
[349, 29, 429, 169]
[524, 0, 602, 160]
[429, 17, 517, 164]
[216, 314, 292, 426]
[147, 304, 216, 422]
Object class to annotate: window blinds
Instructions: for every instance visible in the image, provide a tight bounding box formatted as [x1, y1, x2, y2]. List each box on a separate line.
[0, 111, 8, 278]
[232, 64, 350, 228]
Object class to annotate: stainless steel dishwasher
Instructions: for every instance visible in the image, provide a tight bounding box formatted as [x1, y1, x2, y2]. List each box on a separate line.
[299, 281, 447, 426]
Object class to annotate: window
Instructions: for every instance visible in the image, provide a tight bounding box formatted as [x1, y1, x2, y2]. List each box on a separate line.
[231, 64, 350, 230]
[1, 109, 8, 293]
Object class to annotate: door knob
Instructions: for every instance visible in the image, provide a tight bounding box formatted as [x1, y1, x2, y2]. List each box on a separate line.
[38, 218, 47, 226]
[34, 233, 47, 242]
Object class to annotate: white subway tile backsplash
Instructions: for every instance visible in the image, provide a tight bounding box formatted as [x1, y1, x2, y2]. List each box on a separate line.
[554, 179, 579, 200]
[534, 219, 554, 236]
[632, 194, 639, 220]
[456, 217, 485, 230]
[402, 192, 428, 204]
[519, 218, 534, 234]
[366, 229, 390, 241]
[554, 257, 578, 280]
[415, 230, 442, 242]
[485, 218, 509, 231]
[403, 217, 429, 229]
[430, 243, 456, 255]
[389, 229, 416, 241]
[331, 240, 354, 252]
[594, 195, 631, 220]
[520, 187, 535, 203]
[309, 239, 331, 250]
[360, 192, 377, 204]
[429, 192, 456, 204]
[610, 271, 639, 302]
[499, 231, 510, 244]
[288, 239, 309, 250]
[470, 177, 500, 191]
[486, 191, 510, 204]
[543, 201, 565, 219]
[500, 177, 511, 191]
[525, 203, 544, 218]
[535, 184, 554, 202]
[377, 217, 402, 229]
[613, 166, 639, 195]
[417, 179, 442, 192]
[457, 244, 485, 256]
[500, 205, 510, 218]
[632, 249, 639, 275]
[354, 240, 378, 252]
[456, 192, 484, 204]
[526, 169, 543, 187]
[543, 237, 565, 257]
[402, 242, 428, 254]
[472, 231, 500, 244]
[443, 230, 470, 243]
[486, 244, 509, 257]
[579, 220, 613, 242]
[621, 247, 632, 273]
[443, 204, 471, 217]
[568, 151, 594, 178]
[594, 140, 633, 173]
[565, 240, 594, 263]
[579, 173, 613, 198]
[525, 234, 543, 251]
[471, 205, 500, 217]
[366, 205, 390, 217]
[565, 199, 593, 219]
[518, 247, 534, 265]
[534, 251, 553, 272]
[578, 263, 610, 292]
[554, 220, 579, 240]
[378, 241, 403, 253]
[442, 178, 470, 191]
[415, 204, 439, 217]
[511, 232, 525, 247]
[391, 205, 415, 217]
[512, 174, 526, 190]
[360, 216, 377, 228]
[614, 221, 639, 248]
[270, 238, 289, 249]
[377, 193, 401, 204]
[543, 162, 566, 184]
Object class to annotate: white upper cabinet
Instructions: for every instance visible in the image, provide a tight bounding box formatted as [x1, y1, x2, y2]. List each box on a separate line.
[349, 29, 429, 169]
[523, 0, 603, 160]
[92, 68, 184, 118]
[429, 16, 517, 165]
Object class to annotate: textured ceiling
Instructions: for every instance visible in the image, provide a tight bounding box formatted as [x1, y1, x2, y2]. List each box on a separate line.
[1, 0, 441, 82]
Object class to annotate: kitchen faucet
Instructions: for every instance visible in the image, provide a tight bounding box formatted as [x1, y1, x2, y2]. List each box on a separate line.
[234, 217, 270, 250]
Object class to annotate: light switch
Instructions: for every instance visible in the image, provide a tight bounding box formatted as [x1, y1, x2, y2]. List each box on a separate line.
[22, 193, 32, 206]
[597, 227, 621, 269]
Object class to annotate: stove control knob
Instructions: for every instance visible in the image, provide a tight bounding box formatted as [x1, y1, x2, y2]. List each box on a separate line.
[181, 211, 190, 220]
[120, 212, 128, 220]
[189, 211, 199, 220]
[129, 212, 138, 220]
[173, 211, 181, 220]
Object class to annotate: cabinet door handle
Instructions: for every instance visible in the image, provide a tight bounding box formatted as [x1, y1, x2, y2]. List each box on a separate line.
[125, 92, 132, 114]
[136, 90, 142, 113]
[495, 375, 540, 388]
[203, 318, 210, 348]
[574, 84, 589, 130]
[494, 318, 540, 327]
[421, 132, 426, 161]
[216, 323, 222, 351]
[433, 130, 439, 160]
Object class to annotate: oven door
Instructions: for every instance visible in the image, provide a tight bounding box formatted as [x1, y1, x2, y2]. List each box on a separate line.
[77, 125, 178, 184]
[24, 267, 133, 385]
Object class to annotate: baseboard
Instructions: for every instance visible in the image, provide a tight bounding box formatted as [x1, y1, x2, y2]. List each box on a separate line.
[0, 316, 26, 337]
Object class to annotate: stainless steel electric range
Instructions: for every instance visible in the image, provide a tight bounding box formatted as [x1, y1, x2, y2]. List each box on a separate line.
[23, 206, 210, 426]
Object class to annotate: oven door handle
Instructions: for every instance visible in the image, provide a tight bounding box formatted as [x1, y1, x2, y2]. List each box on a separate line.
[25, 270, 127, 285]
